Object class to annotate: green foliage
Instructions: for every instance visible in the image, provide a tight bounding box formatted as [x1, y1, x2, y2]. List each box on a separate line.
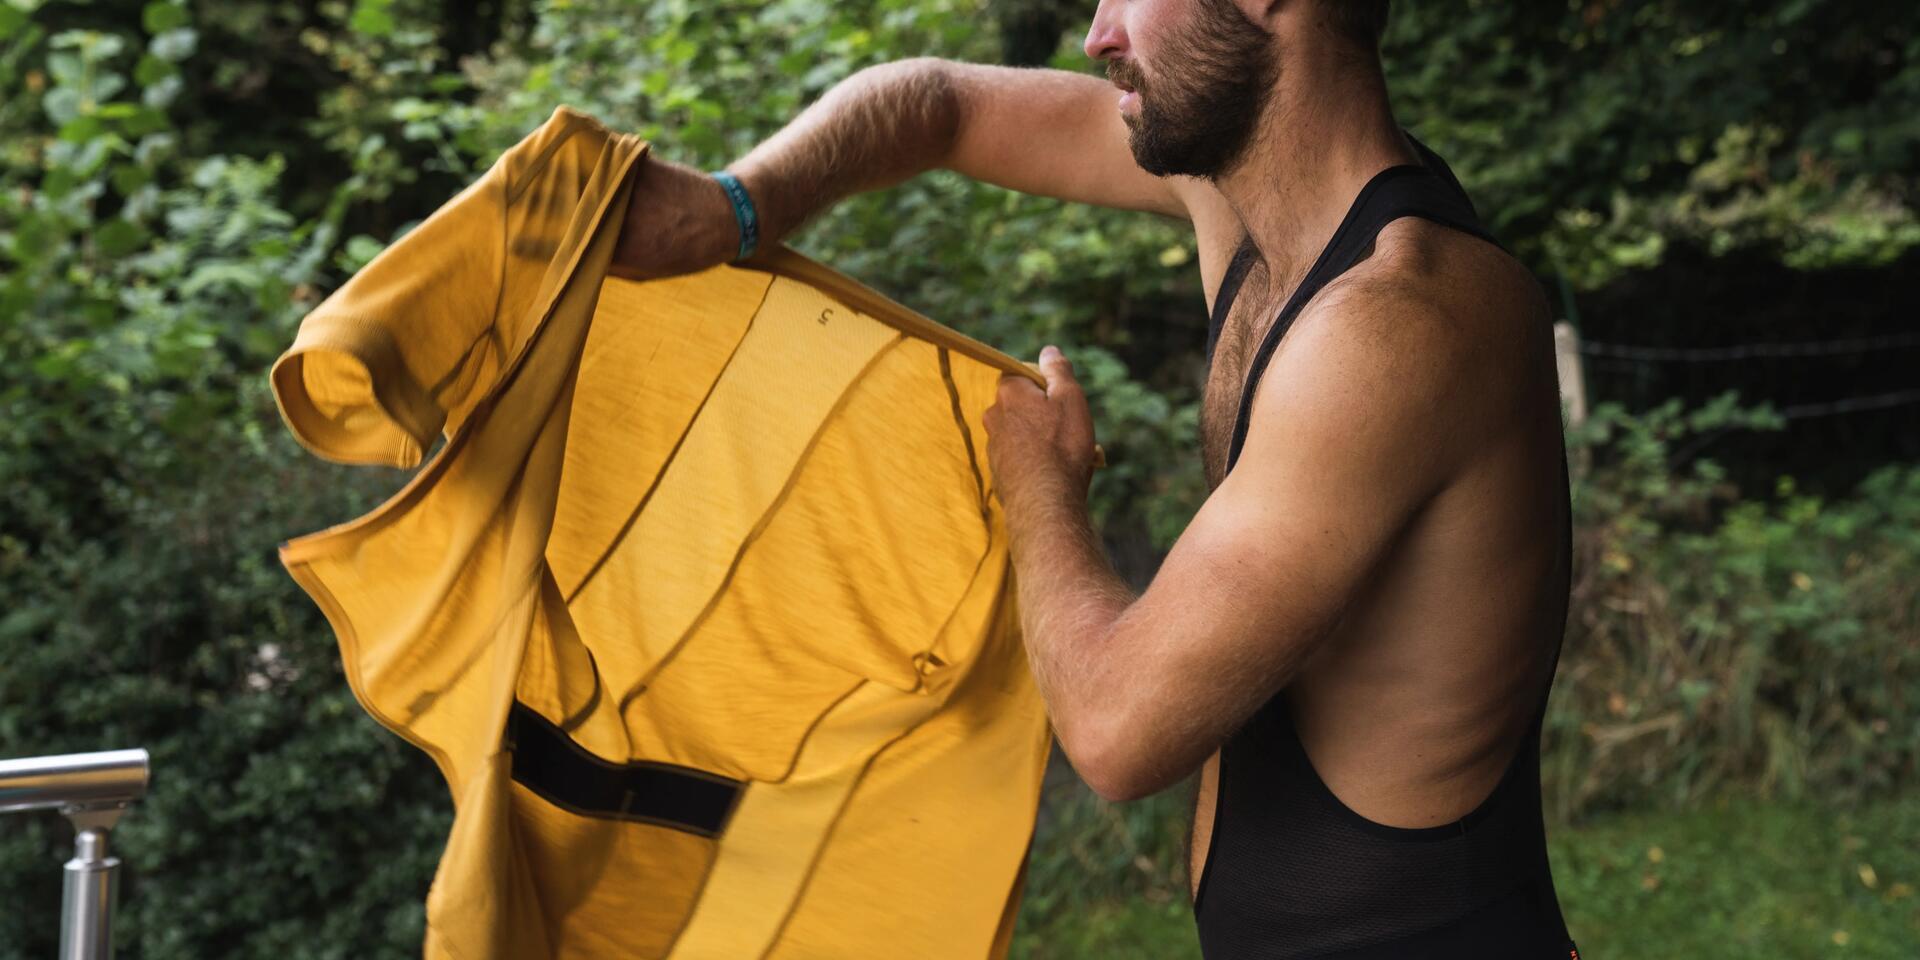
[1551, 795, 1920, 957]
[1014, 898, 1202, 960]
[1541, 124, 1920, 288]
[1019, 774, 1194, 928]
[0, 3, 447, 956]
[0, 404, 448, 956]
[1547, 397, 1920, 819]
[1388, 1, 1920, 288]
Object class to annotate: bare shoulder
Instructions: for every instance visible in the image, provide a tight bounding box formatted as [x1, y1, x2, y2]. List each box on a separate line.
[1347, 218, 1548, 327]
[1281, 220, 1554, 432]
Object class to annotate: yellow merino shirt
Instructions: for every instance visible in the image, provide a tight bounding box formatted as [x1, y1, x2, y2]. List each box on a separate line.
[270, 104, 1053, 959]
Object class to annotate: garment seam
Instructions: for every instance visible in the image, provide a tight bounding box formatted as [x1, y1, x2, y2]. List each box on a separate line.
[390, 440, 576, 731]
[937, 346, 992, 528]
[423, 320, 502, 412]
[612, 334, 914, 727]
[504, 113, 591, 206]
[273, 312, 442, 465]
[918, 504, 997, 680]
[542, 560, 608, 733]
[281, 555, 458, 786]
[276, 134, 646, 563]
[752, 720, 936, 960]
[559, 271, 776, 604]
[734, 247, 1044, 389]
[752, 660, 997, 959]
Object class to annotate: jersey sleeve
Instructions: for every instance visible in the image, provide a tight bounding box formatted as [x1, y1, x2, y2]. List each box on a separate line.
[269, 106, 604, 468]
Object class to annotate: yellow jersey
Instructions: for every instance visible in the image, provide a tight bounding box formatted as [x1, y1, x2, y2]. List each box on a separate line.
[270, 104, 1052, 959]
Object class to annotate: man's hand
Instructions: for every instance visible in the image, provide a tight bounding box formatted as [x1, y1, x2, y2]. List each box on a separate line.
[608, 154, 744, 282]
[983, 345, 1099, 514]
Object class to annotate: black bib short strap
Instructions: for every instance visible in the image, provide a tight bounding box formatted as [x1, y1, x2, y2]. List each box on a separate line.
[1212, 141, 1493, 475]
[1191, 137, 1578, 960]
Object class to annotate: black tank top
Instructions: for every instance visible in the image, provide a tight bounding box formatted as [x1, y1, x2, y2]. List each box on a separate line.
[1191, 139, 1579, 959]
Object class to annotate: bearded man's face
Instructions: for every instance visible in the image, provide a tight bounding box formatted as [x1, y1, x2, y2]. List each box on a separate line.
[1106, 0, 1277, 179]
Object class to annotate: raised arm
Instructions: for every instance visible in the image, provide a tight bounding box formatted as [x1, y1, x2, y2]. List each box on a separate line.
[611, 57, 1200, 281]
[939, 60, 1190, 219]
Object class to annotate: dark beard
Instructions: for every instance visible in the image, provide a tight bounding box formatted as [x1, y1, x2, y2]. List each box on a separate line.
[1114, 0, 1276, 180]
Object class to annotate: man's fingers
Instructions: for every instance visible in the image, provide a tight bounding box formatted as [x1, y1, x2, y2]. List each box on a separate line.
[1038, 344, 1080, 397]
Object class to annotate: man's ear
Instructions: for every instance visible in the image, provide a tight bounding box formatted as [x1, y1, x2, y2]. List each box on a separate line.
[1243, 0, 1293, 32]
[1251, 0, 1313, 35]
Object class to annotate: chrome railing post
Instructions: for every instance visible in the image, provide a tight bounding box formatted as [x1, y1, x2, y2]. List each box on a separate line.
[0, 749, 151, 960]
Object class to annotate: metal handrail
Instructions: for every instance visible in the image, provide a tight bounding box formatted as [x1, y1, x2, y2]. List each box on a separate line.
[0, 749, 150, 960]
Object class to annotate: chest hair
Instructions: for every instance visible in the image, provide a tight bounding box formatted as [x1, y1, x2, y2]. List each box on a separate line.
[1198, 235, 1389, 488]
[1200, 260, 1282, 490]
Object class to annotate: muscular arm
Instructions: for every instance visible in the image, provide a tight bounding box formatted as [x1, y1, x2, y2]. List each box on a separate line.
[734, 58, 1191, 239]
[613, 58, 1225, 279]
[998, 288, 1485, 802]
[724, 58, 963, 244]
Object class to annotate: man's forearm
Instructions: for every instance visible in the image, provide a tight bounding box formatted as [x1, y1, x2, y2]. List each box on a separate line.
[730, 57, 963, 244]
[1002, 481, 1138, 760]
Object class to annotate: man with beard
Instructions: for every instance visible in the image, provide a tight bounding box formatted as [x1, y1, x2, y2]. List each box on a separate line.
[613, 1, 1578, 956]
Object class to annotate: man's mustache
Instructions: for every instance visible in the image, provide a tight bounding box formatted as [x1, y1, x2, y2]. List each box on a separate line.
[1107, 60, 1147, 95]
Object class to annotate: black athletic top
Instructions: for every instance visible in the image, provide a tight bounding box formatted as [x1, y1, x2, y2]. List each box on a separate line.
[1191, 139, 1580, 959]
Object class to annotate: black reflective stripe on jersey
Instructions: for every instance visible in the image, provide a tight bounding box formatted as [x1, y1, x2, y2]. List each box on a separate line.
[505, 699, 744, 837]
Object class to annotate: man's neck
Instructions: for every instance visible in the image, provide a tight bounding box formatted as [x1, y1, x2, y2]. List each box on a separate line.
[1210, 57, 1417, 296]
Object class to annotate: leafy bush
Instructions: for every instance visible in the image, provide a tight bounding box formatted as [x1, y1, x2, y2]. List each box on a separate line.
[0, 4, 449, 957]
[1387, 2, 1920, 288]
[1547, 397, 1920, 819]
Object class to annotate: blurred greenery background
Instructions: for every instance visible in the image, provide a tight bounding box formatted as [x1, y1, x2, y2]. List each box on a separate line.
[1, 0, 1916, 956]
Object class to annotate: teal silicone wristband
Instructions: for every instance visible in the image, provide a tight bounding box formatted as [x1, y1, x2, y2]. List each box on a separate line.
[711, 170, 759, 262]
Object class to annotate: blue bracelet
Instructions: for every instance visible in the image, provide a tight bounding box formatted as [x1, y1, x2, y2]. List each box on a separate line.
[711, 170, 759, 262]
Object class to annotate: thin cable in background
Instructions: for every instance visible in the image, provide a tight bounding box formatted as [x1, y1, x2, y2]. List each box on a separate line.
[1776, 388, 1920, 419]
[1577, 330, 1920, 362]
[1662, 390, 1920, 465]
[1565, 328, 1920, 462]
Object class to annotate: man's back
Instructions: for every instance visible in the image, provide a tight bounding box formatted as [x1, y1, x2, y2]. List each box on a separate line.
[1185, 155, 1574, 955]
[1193, 216, 1567, 835]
